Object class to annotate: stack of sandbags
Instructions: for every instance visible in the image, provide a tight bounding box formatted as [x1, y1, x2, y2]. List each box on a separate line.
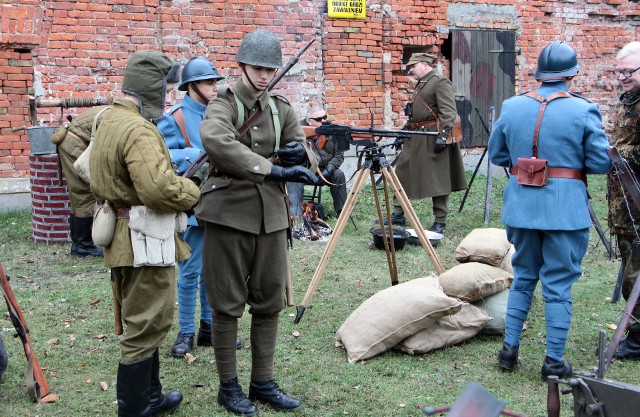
[336, 276, 466, 363]
[441, 227, 515, 335]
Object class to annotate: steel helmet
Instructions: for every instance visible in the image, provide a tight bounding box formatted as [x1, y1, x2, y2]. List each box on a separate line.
[178, 57, 225, 91]
[535, 41, 581, 80]
[236, 30, 283, 69]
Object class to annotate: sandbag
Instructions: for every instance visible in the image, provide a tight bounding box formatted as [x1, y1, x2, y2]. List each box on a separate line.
[473, 288, 509, 335]
[336, 276, 462, 364]
[499, 245, 515, 275]
[455, 228, 511, 266]
[394, 303, 491, 354]
[438, 262, 513, 303]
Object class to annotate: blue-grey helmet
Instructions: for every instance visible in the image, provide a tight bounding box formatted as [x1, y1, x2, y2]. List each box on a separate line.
[178, 56, 225, 91]
[236, 30, 283, 69]
[535, 41, 581, 81]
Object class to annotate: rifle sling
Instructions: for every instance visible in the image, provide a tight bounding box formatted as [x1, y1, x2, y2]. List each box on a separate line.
[608, 147, 640, 211]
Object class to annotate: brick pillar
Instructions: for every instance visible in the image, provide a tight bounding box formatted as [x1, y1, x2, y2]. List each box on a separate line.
[29, 153, 71, 243]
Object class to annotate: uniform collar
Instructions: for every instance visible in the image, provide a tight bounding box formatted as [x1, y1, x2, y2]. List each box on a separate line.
[232, 79, 270, 111]
[620, 89, 640, 106]
[113, 97, 141, 114]
[537, 81, 570, 96]
[417, 69, 438, 84]
[182, 94, 207, 113]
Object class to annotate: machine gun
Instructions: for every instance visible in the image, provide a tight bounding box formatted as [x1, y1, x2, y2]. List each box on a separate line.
[0, 262, 51, 402]
[302, 121, 438, 152]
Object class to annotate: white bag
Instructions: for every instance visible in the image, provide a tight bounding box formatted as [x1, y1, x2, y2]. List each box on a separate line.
[128, 206, 176, 267]
[73, 106, 111, 184]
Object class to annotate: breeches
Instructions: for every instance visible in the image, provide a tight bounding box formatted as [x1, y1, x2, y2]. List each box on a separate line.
[58, 148, 95, 216]
[113, 265, 176, 364]
[506, 227, 589, 302]
[202, 222, 288, 317]
[616, 237, 640, 327]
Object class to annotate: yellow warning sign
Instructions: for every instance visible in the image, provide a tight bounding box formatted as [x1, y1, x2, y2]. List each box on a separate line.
[328, 0, 366, 19]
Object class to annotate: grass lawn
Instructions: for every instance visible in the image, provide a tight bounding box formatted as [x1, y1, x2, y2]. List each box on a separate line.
[0, 172, 637, 417]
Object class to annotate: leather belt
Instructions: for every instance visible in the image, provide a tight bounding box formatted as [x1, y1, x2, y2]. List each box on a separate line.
[511, 166, 587, 184]
[409, 120, 438, 131]
[115, 208, 130, 219]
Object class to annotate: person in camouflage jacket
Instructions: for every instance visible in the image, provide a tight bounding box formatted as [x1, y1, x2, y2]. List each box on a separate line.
[607, 41, 640, 360]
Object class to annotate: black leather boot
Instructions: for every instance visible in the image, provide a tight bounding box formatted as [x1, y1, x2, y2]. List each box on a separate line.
[150, 349, 182, 416]
[541, 356, 572, 381]
[170, 333, 194, 358]
[69, 214, 79, 255]
[428, 222, 446, 235]
[497, 343, 518, 371]
[197, 320, 212, 347]
[614, 330, 640, 359]
[249, 380, 302, 412]
[72, 216, 103, 257]
[117, 357, 153, 417]
[217, 377, 258, 416]
[383, 212, 406, 226]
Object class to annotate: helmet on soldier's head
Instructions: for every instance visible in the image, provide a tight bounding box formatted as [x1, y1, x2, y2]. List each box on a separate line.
[535, 41, 581, 81]
[236, 30, 283, 69]
[178, 57, 225, 91]
[122, 50, 180, 122]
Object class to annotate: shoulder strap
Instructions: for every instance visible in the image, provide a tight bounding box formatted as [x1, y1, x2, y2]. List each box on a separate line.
[90, 106, 113, 142]
[173, 108, 192, 147]
[268, 96, 281, 151]
[523, 90, 572, 157]
[233, 92, 281, 151]
[415, 82, 439, 120]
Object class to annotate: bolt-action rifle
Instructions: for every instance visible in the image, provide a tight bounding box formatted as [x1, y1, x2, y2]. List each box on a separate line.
[302, 121, 438, 152]
[182, 38, 316, 180]
[0, 262, 51, 402]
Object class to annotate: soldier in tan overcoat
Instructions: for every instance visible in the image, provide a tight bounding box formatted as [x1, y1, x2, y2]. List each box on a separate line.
[90, 51, 200, 417]
[196, 30, 318, 416]
[392, 52, 468, 234]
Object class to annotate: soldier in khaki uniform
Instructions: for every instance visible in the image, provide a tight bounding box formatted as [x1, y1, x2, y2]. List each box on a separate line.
[90, 51, 200, 417]
[607, 41, 640, 360]
[51, 106, 111, 257]
[392, 52, 468, 235]
[196, 30, 318, 416]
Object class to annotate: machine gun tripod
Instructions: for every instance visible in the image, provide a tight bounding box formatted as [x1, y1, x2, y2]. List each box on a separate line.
[294, 142, 445, 323]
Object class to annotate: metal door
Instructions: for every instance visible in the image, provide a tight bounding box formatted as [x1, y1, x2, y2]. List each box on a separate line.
[451, 30, 516, 147]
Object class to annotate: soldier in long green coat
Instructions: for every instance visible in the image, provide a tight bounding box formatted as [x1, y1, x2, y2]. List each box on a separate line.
[392, 53, 468, 235]
[90, 51, 200, 417]
[196, 30, 318, 416]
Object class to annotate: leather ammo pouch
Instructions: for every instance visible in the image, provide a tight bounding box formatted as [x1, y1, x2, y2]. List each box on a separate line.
[515, 90, 572, 187]
[516, 157, 548, 187]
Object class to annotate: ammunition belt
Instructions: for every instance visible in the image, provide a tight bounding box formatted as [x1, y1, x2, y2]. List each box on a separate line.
[511, 166, 586, 184]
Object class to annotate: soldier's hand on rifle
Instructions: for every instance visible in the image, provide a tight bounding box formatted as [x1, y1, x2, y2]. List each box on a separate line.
[267, 165, 319, 184]
[434, 134, 447, 154]
[275, 142, 307, 167]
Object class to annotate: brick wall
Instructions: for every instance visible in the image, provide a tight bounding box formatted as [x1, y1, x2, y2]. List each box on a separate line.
[0, 0, 638, 179]
[29, 153, 71, 242]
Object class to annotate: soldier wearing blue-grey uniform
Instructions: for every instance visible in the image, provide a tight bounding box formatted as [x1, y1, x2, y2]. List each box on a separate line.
[489, 41, 612, 381]
[157, 56, 233, 358]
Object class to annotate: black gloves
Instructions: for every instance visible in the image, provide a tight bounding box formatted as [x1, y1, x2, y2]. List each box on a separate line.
[434, 135, 447, 154]
[268, 165, 319, 184]
[275, 142, 306, 167]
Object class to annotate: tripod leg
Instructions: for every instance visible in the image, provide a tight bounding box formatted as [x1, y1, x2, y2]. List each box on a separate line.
[294, 168, 371, 323]
[382, 166, 445, 274]
[370, 170, 398, 285]
[458, 147, 488, 212]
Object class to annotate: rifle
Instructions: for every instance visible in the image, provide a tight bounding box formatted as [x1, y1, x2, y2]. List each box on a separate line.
[0, 262, 51, 402]
[302, 121, 438, 153]
[182, 38, 316, 179]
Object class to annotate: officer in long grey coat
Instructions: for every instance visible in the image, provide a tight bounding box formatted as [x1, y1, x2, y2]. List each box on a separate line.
[196, 30, 318, 416]
[90, 51, 200, 417]
[392, 52, 467, 234]
[489, 41, 612, 381]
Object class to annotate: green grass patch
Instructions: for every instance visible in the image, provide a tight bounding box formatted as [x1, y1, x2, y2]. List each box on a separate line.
[0, 174, 636, 416]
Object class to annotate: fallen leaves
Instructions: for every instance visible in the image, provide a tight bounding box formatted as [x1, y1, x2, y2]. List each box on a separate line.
[100, 381, 109, 391]
[40, 393, 59, 403]
[292, 330, 301, 338]
[607, 323, 618, 330]
[185, 352, 197, 364]
[47, 338, 60, 345]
